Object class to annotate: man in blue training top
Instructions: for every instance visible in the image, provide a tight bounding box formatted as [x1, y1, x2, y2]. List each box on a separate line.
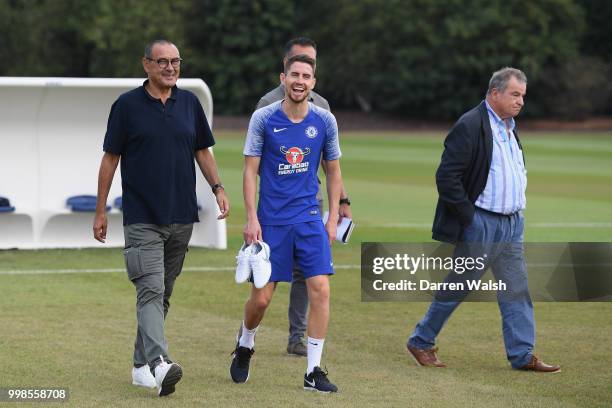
[229, 54, 343, 393]
[257, 37, 352, 358]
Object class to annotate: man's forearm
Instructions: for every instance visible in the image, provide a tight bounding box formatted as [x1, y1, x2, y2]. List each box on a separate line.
[96, 152, 119, 213]
[243, 170, 258, 220]
[243, 157, 260, 221]
[325, 161, 342, 218]
[195, 148, 222, 187]
[321, 159, 348, 198]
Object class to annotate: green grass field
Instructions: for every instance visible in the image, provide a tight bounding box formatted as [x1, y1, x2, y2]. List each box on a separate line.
[1, 130, 611, 407]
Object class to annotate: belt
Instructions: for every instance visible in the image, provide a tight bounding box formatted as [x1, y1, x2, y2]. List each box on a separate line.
[475, 206, 522, 217]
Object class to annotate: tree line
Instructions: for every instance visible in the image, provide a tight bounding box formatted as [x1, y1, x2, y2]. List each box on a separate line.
[1, 0, 609, 119]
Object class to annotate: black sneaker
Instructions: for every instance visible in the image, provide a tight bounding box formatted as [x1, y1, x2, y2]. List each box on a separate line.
[230, 345, 254, 383]
[303, 366, 338, 393]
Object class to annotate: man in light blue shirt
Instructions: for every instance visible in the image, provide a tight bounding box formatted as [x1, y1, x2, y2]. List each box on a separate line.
[408, 67, 560, 373]
[476, 100, 527, 214]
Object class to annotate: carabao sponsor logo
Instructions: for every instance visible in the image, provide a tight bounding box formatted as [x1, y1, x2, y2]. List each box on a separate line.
[278, 146, 311, 175]
[280, 146, 311, 165]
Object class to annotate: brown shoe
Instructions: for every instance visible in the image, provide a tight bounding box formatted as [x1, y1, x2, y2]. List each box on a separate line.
[407, 344, 446, 367]
[518, 355, 561, 373]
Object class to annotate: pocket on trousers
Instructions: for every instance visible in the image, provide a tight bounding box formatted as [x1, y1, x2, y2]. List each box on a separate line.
[460, 209, 482, 241]
[124, 247, 145, 281]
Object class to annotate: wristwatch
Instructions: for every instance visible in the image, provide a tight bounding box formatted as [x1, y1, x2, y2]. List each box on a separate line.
[212, 183, 224, 194]
[339, 197, 351, 206]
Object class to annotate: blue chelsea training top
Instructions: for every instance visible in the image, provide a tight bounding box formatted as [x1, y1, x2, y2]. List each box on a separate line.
[243, 101, 341, 226]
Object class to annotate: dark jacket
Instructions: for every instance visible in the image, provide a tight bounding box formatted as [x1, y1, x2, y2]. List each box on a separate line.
[432, 101, 524, 243]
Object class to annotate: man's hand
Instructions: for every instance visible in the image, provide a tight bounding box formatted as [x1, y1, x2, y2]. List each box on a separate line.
[93, 212, 108, 243]
[243, 218, 262, 245]
[215, 189, 230, 219]
[325, 213, 339, 245]
[339, 202, 352, 219]
[93, 152, 119, 243]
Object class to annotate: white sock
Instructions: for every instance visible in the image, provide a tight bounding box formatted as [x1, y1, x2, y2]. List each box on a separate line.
[307, 337, 325, 375]
[238, 321, 258, 349]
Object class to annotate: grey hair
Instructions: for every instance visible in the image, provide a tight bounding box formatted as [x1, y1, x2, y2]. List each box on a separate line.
[487, 67, 527, 95]
[144, 39, 174, 58]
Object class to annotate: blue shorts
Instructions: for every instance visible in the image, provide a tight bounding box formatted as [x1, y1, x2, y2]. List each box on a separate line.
[261, 221, 334, 283]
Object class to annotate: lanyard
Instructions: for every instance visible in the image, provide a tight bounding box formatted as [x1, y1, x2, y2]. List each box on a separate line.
[497, 121, 515, 156]
[485, 102, 518, 160]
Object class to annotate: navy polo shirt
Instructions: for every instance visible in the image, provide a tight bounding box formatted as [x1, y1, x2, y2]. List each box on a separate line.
[103, 80, 215, 226]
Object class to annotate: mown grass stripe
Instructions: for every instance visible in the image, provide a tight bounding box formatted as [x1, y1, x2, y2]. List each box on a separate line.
[0, 264, 361, 275]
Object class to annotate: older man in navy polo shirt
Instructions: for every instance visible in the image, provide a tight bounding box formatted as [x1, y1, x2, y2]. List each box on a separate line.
[93, 39, 229, 397]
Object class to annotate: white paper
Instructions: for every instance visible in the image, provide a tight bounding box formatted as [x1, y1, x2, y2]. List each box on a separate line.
[323, 211, 355, 244]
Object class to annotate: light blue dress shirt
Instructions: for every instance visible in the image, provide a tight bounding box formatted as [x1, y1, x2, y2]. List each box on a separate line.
[475, 100, 527, 214]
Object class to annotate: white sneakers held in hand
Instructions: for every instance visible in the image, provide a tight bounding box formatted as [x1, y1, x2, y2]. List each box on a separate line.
[235, 242, 253, 284]
[235, 241, 272, 289]
[250, 241, 272, 289]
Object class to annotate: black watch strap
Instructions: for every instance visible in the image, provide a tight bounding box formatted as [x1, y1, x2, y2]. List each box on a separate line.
[339, 197, 351, 206]
[212, 183, 224, 194]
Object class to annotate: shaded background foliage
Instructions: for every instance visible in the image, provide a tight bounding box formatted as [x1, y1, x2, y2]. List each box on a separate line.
[0, 0, 609, 118]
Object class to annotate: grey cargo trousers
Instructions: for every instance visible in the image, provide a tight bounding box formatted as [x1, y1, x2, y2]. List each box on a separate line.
[123, 223, 193, 368]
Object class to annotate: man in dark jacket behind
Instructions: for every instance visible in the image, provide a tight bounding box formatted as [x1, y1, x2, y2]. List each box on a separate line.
[407, 67, 560, 373]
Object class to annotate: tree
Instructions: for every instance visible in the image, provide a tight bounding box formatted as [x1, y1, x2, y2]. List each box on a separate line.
[301, 0, 584, 118]
[0, 0, 602, 118]
[0, 0, 98, 76]
[181, 0, 296, 114]
[84, 0, 190, 77]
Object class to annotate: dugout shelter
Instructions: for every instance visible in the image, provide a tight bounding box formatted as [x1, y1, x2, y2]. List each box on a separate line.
[0, 77, 226, 249]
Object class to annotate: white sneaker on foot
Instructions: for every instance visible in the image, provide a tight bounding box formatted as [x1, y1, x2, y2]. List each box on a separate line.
[154, 356, 183, 397]
[250, 240, 271, 289]
[132, 365, 156, 389]
[235, 242, 253, 284]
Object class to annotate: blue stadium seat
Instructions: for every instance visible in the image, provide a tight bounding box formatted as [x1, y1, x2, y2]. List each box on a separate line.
[0, 196, 15, 213]
[114, 196, 122, 211]
[66, 195, 110, 212]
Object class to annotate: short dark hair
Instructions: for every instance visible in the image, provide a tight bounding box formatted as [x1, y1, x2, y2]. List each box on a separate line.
[144, 39, 174, 58]
[283, 37, 317, 58]
[284, 54, 316, 74]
